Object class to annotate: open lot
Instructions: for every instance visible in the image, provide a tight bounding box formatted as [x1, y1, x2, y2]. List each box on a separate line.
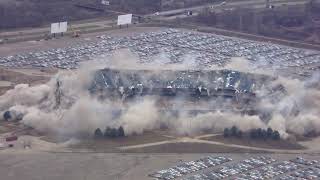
[0, 67, 53, 95]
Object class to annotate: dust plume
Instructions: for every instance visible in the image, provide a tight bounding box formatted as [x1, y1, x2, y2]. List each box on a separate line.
[0, 49, 319, 140]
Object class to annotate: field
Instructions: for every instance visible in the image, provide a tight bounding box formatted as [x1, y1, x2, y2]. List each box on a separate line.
[0, 67, 54, 95]
[123, 142, 265, 153]
[181, 1, 320, 45]
[0, 0, 106, 29]
[68, 131, 174, 153]
[201, 135, 305, 150]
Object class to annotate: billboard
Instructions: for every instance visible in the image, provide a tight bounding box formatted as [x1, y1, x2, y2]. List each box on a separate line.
[50, 22, 68, 34]
[59, 22, 68, 33]
[117, 14, 132, 26]
[50, 23, 60, 34]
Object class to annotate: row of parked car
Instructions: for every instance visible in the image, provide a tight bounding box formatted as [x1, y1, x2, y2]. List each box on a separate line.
[185, 156, 276, 180]
[236, 160, 302, 180]
[129, 29, 320, 75]
[278, 166, 320, 180]
[149, 156, 232, 180]
[276, 158, 320, 180]
[183, 157, 320, 180]
[0, 29, 319, 76]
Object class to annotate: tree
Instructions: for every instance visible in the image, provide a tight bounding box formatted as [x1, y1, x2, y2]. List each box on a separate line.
[118, 126, 125, 137]
[267, 127, 273, 138]
[272, 130, 280, 140]
[250, 129, 257, 139]
[3, 111, 11, 121]
[231, 126, 238, 137]
[104, 126, 112, 137]
[261, 129, 268, 139]
[237, 130, 243, 138]
[110, 128, 118, 138]
[223, 128, 230, 137]
[94, 128, 103, 139]
[257, 128, 263, 138]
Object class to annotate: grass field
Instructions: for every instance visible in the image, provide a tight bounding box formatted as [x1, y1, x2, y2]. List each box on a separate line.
[69, 131, 174, 152]
[201, 135, 305, 150]
[123, 142, 265, 153]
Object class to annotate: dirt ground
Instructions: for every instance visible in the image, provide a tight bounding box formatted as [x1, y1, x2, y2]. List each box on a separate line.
[0, 67, 55, 95]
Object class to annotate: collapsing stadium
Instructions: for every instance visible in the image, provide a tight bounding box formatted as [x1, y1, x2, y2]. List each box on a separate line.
[88, 68, 287, 118]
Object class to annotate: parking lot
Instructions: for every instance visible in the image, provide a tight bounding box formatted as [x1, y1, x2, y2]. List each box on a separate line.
[149, 156, 320, 180]
[0, 29, 319, 77]
[1, 152, 320, 180]
[149, 156, 232, 180]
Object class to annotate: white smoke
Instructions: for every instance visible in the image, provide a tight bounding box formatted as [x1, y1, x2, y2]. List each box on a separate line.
[0, 84, 50, 110]
[120, 97, 161, 135]
[174, 112, 266, 135]
[0, 50, 319, 139]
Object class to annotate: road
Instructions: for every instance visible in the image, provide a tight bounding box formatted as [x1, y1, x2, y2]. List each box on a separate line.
[150, 0, 309, 19]
[0, 18, 116, 43]
[0, 0, 310, 44]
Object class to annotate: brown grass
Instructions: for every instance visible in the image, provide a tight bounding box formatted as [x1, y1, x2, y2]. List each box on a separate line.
[0, 68, 52, 95]
[69, 131, 174, 152]
[202, 135, 305, 150]
[123, 142, 265, 153]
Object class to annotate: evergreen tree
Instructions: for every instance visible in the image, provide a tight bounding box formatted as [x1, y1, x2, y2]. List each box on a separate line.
[261, 129, 268, 139]
[110, 128, 118, 138]
[94, 128, 103, 139]
[118, 126, 125, 137]
[3, 111, 11, 121]
[231, 126, 238, 137]
[267, 127, 273, 138]
[237, 130, 243, 138]
[272, 130, 280, 140]
[250, 129, 257, 139]
[104, 126, 112, 137]
[223, 128, 230, 137]
[257, 128, 263, 138]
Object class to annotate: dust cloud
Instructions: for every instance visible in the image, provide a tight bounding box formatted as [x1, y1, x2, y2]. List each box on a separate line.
[0, 49, 319, 139]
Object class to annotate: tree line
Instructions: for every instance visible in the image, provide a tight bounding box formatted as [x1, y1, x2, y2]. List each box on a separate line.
[94, 126, 125, 139]
[223, 126, 243, 138]
[224, 126, 280, 140]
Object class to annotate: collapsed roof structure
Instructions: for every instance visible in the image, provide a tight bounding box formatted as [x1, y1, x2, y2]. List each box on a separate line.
[89, 68, 278, 102]
[88, 68, 293, 121]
